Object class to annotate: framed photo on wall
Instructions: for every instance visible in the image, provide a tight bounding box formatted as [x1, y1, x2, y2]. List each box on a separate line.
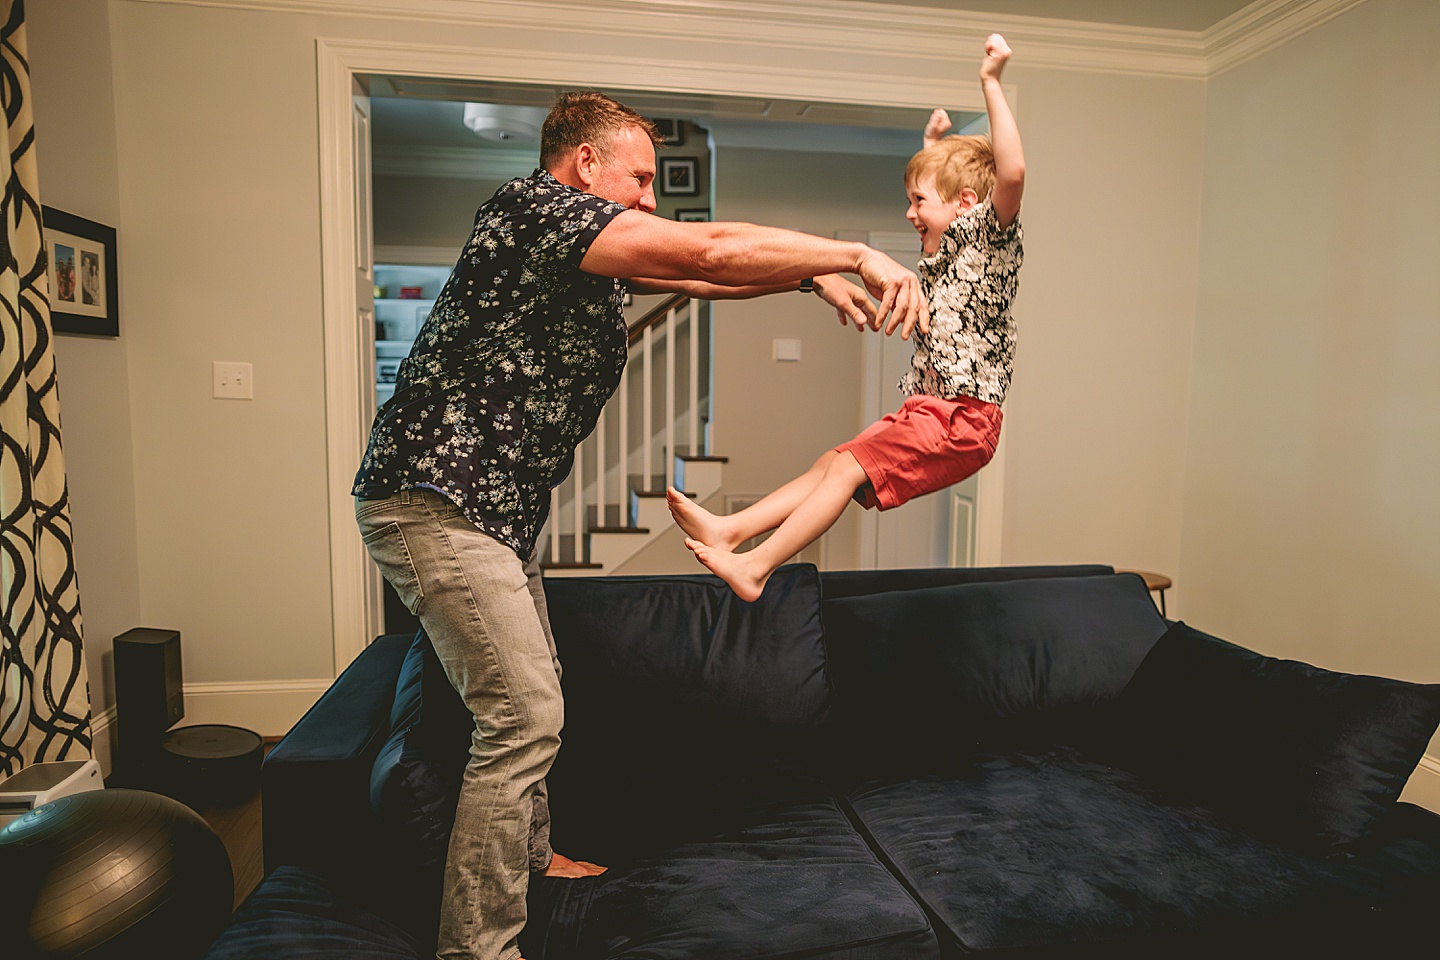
[650, 117, 685, 146]
[675, 208, 710, 222]
[43, 207, 119, 337]
[659, 156, 700, 196]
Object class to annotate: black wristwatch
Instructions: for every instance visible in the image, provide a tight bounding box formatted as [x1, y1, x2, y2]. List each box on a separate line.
[798, 277, 814, 294]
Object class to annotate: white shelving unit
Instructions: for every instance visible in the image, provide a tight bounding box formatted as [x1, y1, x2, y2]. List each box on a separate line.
[374, 262, 449, 405]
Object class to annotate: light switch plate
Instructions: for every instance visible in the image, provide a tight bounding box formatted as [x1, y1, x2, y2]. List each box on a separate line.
[213, 361, 253, 400]
[773, 338, 802, 362]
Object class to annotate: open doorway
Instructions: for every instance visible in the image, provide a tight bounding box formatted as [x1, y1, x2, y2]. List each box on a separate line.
[317, 38, 998, 665]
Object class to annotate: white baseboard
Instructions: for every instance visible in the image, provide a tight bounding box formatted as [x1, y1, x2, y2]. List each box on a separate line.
[86, 679, 332, 780]
[90, 705, 118, 779]
[181, 679, 333, 739]
[1400, 753, 1440, 814]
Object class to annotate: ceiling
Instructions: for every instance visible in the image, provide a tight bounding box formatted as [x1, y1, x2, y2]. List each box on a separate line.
[368, 0, 1265, 167]
[368, 77, 985, 164]
[856, 0, 1259, 32]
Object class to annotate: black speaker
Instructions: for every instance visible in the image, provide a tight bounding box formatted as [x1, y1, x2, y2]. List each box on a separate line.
[114, 628, 184, 781]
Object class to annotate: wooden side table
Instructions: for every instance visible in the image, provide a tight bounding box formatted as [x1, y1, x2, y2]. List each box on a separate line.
[1117, 569, 1172, 617]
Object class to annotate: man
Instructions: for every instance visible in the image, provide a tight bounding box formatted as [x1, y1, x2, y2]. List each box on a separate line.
[352, 91, 926, 960]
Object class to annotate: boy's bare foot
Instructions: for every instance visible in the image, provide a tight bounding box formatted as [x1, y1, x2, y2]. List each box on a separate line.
[685, 537, 768, 602]
[666, 487, 739, 549]
[544, 852, 607, 878]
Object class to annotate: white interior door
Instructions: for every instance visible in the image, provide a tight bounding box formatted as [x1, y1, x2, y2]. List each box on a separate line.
[855, 231, 981, 570]
[351, 81, 384, 639]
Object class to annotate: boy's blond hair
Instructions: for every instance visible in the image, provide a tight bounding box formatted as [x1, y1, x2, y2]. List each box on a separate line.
[905, 134, 996, 203]
[540, 91, 663, 168]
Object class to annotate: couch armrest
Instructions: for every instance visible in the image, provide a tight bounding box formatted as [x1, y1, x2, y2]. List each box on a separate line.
[261, 633, 412, 874]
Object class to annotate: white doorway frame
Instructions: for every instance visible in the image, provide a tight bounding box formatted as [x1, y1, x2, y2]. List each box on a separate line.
[316, 36, 994, 671]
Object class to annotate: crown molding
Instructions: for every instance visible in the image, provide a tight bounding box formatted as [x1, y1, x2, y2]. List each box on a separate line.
[127, 0, 1378, 79]
[133, 0, 1209, 78]
[373, 143, 536, 180]
[1203, 0, 1369, 75]
[322, 35, 990, 113]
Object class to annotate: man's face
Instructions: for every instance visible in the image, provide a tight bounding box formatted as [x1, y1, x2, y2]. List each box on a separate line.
[586, 125, 658, 213]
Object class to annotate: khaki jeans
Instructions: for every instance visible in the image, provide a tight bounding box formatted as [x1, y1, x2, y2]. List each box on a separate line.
[356, 488, 562, 960]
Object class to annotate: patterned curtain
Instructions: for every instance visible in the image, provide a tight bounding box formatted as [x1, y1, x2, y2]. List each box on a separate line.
[0, 0, 91, 777]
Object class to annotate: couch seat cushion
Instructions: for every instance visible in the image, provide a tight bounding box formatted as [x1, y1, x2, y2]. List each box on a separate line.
[523, 780, 938, 960]
[843, 747, 1440, 958]
[204, 866, 421, 960]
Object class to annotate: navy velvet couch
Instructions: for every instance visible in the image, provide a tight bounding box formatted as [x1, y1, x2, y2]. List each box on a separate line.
[205, 564, 1440, 959]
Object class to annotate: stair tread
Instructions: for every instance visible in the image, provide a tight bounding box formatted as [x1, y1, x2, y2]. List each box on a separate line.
[589, 526, 651, 535]
[634, 489, 695, 498]
[677, 454, 729, 463]
[541, 561, 603, 570]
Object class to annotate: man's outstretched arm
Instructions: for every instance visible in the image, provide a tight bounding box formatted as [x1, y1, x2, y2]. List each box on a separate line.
[626, 274, 879, 332]
[584, 213, 929, 338]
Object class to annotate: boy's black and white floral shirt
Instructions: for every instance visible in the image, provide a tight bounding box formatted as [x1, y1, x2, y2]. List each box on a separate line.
[901, 197, 1023, 405]
[352, 169, 628, 558]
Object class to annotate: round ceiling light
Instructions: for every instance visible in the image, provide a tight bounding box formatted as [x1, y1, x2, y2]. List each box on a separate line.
[462, 103, 545, 142]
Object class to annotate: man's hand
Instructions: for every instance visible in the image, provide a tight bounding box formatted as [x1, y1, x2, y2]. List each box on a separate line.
[813, 275, 877, 331]
[981, 33, 1011, 82]
[923, 108, 952, 149]
[854, 248, 929, 340]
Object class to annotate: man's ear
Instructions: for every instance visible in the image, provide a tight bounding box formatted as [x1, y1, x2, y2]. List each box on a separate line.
[573, 142, 599, 190]
[956, 187, 980, 211]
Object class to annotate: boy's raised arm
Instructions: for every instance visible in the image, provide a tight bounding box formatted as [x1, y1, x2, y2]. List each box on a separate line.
[923, 108, 952, 149]
[980, 33, 1025, 229]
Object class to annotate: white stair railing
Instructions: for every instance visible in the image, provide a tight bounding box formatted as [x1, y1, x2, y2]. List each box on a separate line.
[547, 294, 710, 566]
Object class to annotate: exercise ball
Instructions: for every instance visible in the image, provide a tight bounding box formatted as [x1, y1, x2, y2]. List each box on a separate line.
[0, 787, 233, 959]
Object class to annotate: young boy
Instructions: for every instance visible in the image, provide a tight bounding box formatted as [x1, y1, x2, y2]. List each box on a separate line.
[668, 33, 1024, 601]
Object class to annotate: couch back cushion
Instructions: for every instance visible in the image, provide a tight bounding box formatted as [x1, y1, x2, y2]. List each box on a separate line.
[820, 573, 1168, 774]
[370, 564, 832, 880]
[543, 563, 830, 730]
[540, 564, 831, 860]
[1110, 621, 1440, 852]
[819, 564, 1114, 602]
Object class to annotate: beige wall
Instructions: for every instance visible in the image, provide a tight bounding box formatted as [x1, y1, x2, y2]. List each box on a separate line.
[1182, 0, 1440, 705]
[102, 3, 336, 684]
[996, 65, 1205, 591]
[27, 1, 1209, 729]
[29, 0, 139, 722]
[373, 174, 500, 251]
[34, 1, 1433, 778]
[709, 145, 914, 571]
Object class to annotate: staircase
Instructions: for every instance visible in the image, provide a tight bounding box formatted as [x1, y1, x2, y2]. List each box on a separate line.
[542, 294, 725, 576]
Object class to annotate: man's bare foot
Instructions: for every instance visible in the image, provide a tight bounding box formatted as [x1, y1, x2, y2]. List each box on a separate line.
[684, 537, 768, 602]
[666, 487, 739, 549]
[544, 852, 607, 878]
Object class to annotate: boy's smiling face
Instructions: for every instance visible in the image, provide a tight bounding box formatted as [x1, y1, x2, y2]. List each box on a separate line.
[905, 173, 968, 256]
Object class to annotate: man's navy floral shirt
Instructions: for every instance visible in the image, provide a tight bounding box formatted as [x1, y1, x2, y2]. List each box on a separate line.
[353, 169, 628, 558]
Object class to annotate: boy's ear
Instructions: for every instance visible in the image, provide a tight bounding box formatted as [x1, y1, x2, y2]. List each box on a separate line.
[956, 187, 981, 211]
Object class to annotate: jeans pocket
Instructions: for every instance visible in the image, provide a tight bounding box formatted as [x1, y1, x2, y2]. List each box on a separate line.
[361, 520, 425, 614]
[355, 492, 407, 522]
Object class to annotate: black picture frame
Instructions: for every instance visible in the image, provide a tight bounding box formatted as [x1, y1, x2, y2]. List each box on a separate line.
[675, 208, 710, 222]
[43, 206, 119, 337]
[659, 156, 700, 196]
[651, 118, 685, 146]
